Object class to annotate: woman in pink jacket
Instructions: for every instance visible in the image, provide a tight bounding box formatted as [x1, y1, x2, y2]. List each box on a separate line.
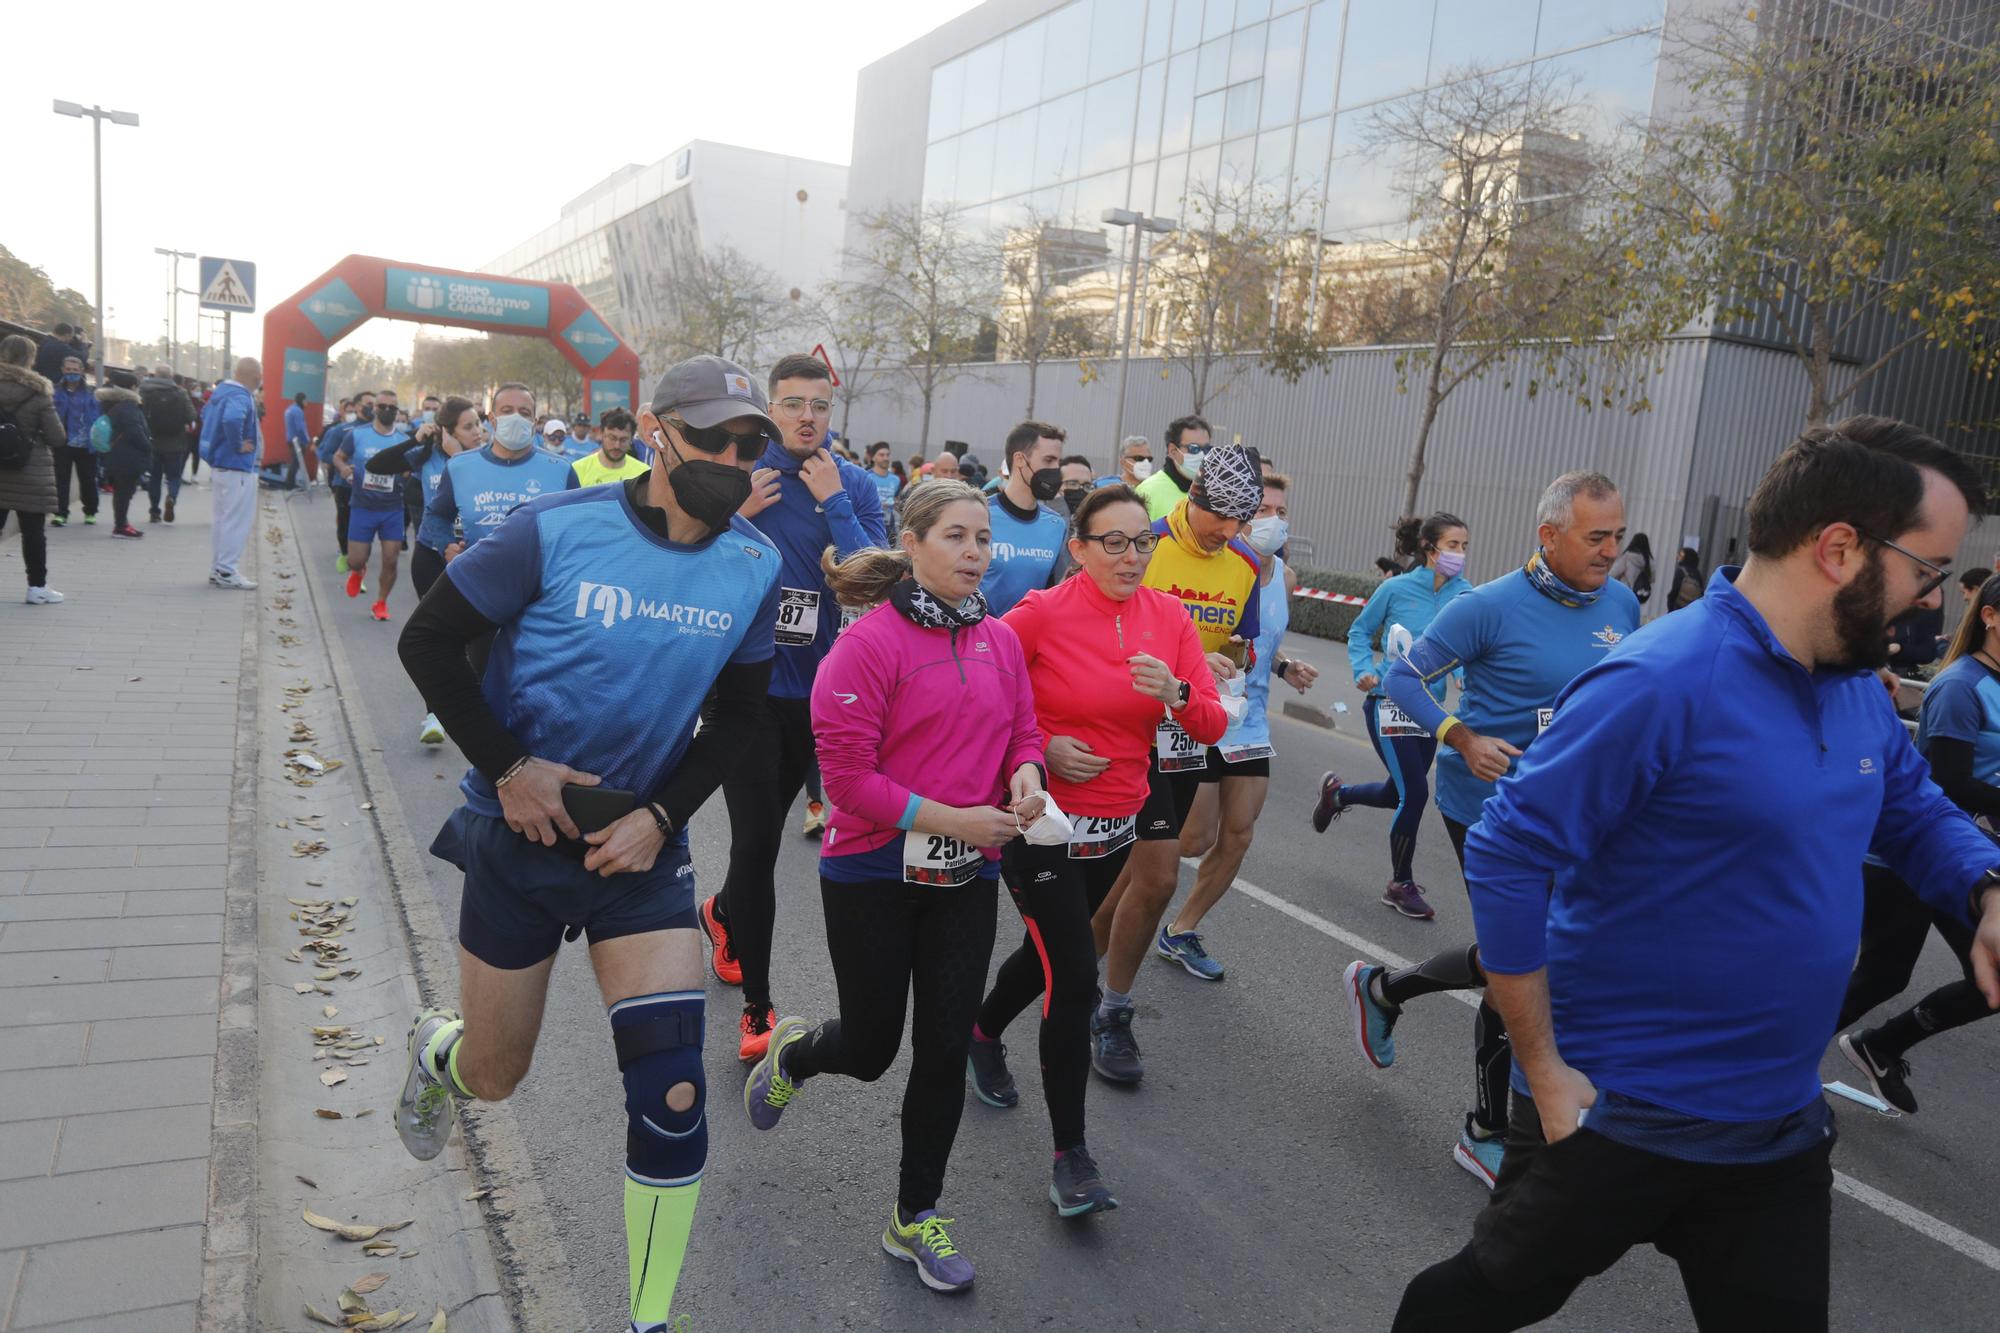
[742, 479, 1045, 1295]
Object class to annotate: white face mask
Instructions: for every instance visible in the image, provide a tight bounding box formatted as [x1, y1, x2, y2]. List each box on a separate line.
[341, 412, 357, 423]
[1182, 449, 1206, 479]
[492, 413, 535, 451]
[1018, 791, 1076, 846]
[1129, 459, 1153, 481]
[1247, 516, 1289, 555]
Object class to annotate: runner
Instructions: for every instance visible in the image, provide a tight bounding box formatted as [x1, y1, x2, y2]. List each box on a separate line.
[1162, 471, 1319, 978]
[334, 389, 410, 621]
[980, 421, 1071, 616]
[364, 395, 481, 742]
[1391, 419, 2000, 1331]
[1094, 435, 1152, 490]
[969, 483, 1225, 1209]
[1059, 454, 1095, 513]
[743, 479, 1044, 1293]
[1835, 571, 2000, 1112]
[1133, 415, 1209, 520]
[1313, 512, 1472, 919]
[698, 353, 887, 1060]
[571, 408, 650, 489]
[864, 440, 902, 510]
[1090, 442, 1263, 1082]
[1340, 474, 1640, 1187]
[391, 354, 782, 1333]
[319, 391, 371, 580]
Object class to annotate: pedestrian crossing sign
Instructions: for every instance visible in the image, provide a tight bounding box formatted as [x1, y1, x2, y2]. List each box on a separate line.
[199, 257, 257, 313]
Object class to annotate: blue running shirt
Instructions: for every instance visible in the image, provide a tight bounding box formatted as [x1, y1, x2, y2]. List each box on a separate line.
[445, 486, 781, 841]
[428, 445, 578, 550]
[980, 496, 1069, 616]
[339, 427, 410, 511]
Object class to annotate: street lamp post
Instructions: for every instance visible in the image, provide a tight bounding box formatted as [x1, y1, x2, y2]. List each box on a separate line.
[154, 247, 195, 374]
[53, 100, 139, 385]
[1102, 209, 1179, 471]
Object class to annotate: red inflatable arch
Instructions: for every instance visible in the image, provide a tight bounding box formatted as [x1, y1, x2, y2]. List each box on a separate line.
[258, 255, 640, 471]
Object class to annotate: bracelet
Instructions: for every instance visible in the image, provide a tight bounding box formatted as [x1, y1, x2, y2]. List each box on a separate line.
[1275, 658, 1292, 681]
[1433, 716, 1461, 743]
[494, 756, 530, 789]
[649, 802, 674, 838]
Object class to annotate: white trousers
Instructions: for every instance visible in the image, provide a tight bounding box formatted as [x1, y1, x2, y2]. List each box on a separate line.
[210, 469, 257, 576]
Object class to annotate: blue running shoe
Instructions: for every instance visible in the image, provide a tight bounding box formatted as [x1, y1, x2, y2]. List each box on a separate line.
[1342, 960, 1399, 1069]
[743, 1016, 806, 1132]
[966, 1035, 1019, 1109]
[1453, 1118, 1504, 1190]
[1089, 1005, 1143, 1084]
[1155, 926, 1224, 980]
[882, 1206, 976, 1292]
[1049, 1144, 1118, 1217]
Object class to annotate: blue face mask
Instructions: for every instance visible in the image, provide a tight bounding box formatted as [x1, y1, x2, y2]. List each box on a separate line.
[63, 373, 81, 384]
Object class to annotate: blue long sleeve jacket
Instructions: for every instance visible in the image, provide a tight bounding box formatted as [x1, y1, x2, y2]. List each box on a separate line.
[1345, 565, 1469, 695]
[747, 442, 888, 699]
[198, 380, 259, 473]
[1464, 569, 1996, 1123]
[52, 382, 99, 445]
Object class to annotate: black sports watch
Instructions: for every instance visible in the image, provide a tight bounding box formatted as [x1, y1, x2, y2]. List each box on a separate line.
[1173, 679, 1191, 710]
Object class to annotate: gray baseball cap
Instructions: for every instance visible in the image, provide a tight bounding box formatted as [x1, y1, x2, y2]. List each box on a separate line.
[648, 355, 778, 434]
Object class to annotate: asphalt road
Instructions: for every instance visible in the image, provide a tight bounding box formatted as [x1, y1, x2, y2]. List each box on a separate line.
[295, 503, 2000, 1331]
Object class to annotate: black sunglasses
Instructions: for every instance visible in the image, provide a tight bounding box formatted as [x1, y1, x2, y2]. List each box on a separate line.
[669, 417, 774, 454]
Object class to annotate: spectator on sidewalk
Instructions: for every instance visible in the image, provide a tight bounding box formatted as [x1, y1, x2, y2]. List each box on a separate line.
[49, 355, 100, 527]
[0, 334, 68, 603]
[200, 357, 262, 590]
[32, 323, 76, 382]
[140, 364, 197, 523]
[283, 390, 310, 490]
[96, 371, 152, 538]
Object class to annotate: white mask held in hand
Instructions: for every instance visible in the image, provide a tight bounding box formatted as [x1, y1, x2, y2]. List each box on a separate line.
[1018, 792, 1075, 846]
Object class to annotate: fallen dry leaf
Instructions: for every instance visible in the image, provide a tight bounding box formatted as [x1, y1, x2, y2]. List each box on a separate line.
[338, 1288, 368, 1315]
[314, 1108, 342, 1120]
[354, 1108, 375, 1118]
[294, 982, 318, 994]
[297, 1175, 318, 1189]
[351, 1273, 390, 1295]
[323, 1005, 339, 1019]
[302, 1209, 415, 1243]
[429, 1307, 446, 1333]
[353, 1312, 406, 1331]
[304, 1303, 342, 1327]
[464, 1187, 493, 1201]
[319, 1068, 347, 1087]
[361, 1241, 397, 1256]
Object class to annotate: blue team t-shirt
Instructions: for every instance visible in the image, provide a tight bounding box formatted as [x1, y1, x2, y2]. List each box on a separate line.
[869, 469, 902, 509]
[428, 445, 578, 550]
[339, 427, 411, 510]
[980, 495, 1068, 616]
[1915, 654, 2000, 780]
[444, 486, 781, 841]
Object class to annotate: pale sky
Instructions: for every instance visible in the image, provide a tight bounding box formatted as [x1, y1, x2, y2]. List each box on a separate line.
[8, 0, 978, 368]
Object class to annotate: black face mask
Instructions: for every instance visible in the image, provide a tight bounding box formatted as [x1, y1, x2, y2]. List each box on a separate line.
[375, 403, 399, 427]
[1061, 483, 1091, 512]
[1028, 466, 1064, 503]
[662, 432, 753, 533]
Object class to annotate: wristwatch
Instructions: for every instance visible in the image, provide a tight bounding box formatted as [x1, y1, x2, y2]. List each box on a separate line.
[1173, 679, 1191, 710]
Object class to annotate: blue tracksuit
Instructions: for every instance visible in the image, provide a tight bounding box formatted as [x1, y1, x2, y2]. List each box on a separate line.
[746, 442, 887, 699]
[1467, 569, 1995, 1137]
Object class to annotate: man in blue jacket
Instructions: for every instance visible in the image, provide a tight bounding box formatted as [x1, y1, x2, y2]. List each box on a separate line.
[697, 352, 885, 1060]
[200, 357, 262, 590]
[1391, 418, 2000, 1330]
[49, 355, 100, 526]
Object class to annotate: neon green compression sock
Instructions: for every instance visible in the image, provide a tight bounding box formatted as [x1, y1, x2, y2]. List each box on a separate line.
[626, 1175, 701, 1327]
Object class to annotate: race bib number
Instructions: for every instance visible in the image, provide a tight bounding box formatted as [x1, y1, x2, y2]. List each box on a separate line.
[903, 831, 981, 887]
[1155, 720, 1205, 772]
[1068, 814, 1137, 860]
[360, 470, 396, 494]
[1219, 743, 1275, 764]
[1535, 707, 1554, 737]
[776, 587, 821, 648]
[1378, 699, 1427, 738]
[837, 601, 866, 639]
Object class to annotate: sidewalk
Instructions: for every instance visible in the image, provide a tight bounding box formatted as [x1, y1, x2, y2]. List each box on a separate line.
[0, 480, 249, 1330]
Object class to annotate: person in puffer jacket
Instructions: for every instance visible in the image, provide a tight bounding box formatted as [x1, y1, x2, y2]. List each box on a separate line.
[96, 373, 152, 538]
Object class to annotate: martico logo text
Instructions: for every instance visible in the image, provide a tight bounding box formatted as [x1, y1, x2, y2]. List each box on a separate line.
[574, 581, 736, 636]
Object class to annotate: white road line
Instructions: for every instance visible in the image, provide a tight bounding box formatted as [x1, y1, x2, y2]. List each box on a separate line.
[1217, 866, 2000, 1274]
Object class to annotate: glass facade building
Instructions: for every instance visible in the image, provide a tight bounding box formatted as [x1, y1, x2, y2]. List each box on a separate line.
[918, 1, 1666, 279]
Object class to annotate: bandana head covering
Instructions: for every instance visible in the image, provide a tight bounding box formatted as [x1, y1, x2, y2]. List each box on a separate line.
[1190, 443, 1263, 521]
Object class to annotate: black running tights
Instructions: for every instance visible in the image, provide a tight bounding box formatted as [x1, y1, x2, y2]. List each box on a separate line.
[786, 874, 997, 1214]
[711, 694, 815, 1012]
[1837, 861, 1987, 1056]
[977, 837, 1132, 1151]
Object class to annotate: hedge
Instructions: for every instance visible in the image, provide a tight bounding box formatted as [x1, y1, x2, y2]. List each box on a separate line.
[1286, 565, 1383, 644]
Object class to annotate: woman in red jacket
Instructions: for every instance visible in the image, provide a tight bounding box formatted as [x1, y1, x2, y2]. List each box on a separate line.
[743, 479, 1045, 1294]
[967, 484, 1227, 1220]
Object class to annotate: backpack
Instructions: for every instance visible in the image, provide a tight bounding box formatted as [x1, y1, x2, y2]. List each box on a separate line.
[0, 418, 27, 470]
[89, 414, 113, 455]
[1632, 557, 1653, 604]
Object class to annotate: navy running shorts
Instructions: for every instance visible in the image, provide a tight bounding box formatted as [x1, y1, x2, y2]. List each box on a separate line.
[347, 503, 406, 546]
[430, 806, 699, 970]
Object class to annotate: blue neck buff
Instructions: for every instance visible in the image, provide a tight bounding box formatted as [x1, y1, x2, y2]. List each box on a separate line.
[1524, 550, 1601, 608]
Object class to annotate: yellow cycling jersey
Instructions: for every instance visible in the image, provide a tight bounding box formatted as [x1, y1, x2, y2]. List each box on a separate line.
[570, 451, 650, 489]
[1142, 501, 1263, 655]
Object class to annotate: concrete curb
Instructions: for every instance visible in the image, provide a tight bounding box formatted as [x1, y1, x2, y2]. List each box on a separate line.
[277, 497, 588, 1332]
[198, 505, 264, 1330]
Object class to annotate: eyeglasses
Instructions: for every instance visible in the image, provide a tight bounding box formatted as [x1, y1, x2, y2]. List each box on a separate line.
[774, 397, 833, 418]
[668, 417, 774, 454]
[1856, 525, 1951, 601]
[1078, 530, 1160, 556]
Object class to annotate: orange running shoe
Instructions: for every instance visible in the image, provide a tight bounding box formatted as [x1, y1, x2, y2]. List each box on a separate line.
[738, 1004, 778, 1062]
[801, 800, 827, 839]
[346, 569, 364, 598]
[371, 600, 391, 622]
[699, 894, 742, 985]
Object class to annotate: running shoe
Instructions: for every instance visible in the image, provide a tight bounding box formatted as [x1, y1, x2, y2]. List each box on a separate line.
[1381, 880, 1436, 920]
[394, 1007, 463, 1161]
[1089, 1005, 1143, 1084]
[163, 496, 175, 523]
[743, 1016, 805, 1130]
[801, 800, 827, 839]
[1342, 960, 1399, 1069]
[83, 513, 97, 525]
[1049, 1144, 1118, 1216]
[371, 600, 391, 622]
[50, 515, 65, 528]
[881, 1205, 975, 1293]
[112, 524, 143, 538]
[346, 569, 364, 598]
[738, 1003, 779, 1062]
[336, 552, 349, 574]
[418, 713, 445, 745]
[25, 586, 65, 605]
[1840, 1030, 1918, 1114]
[1155, 926, 1224, 980]
[966, 1034, 1019, 1108]
[209, 570, 257, 590]
[1453, 1118, 1504, 1189]
[148, 509, 161, 523]
[699, 894, 742, 985]
[1312, 771, 1346, 833]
